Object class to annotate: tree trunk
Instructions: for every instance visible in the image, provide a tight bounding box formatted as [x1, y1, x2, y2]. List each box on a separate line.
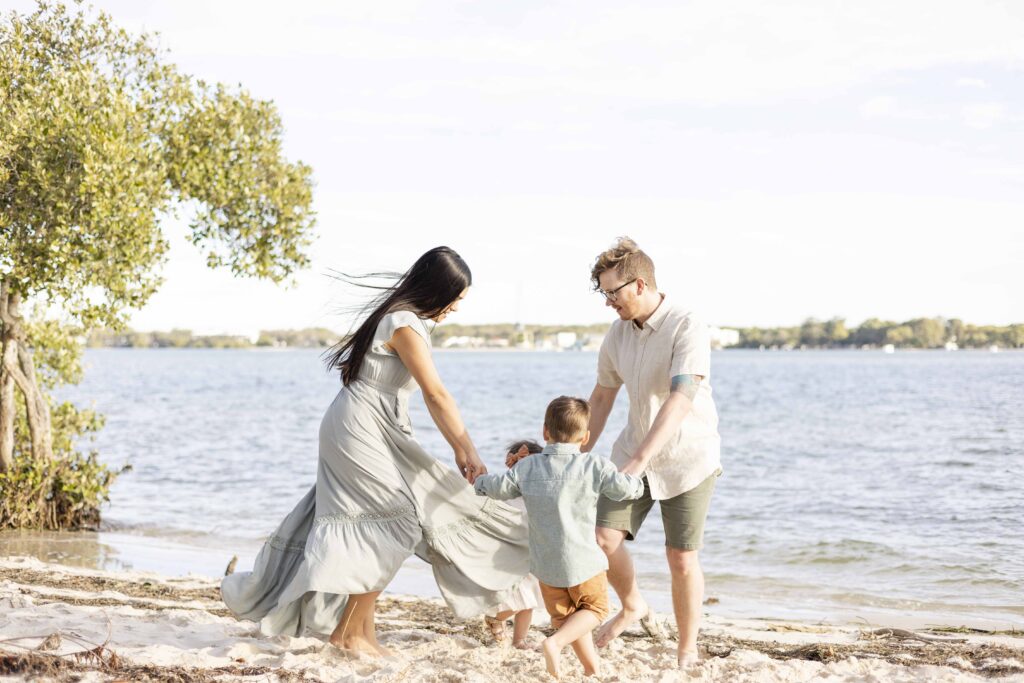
[0, 283, 54, 466]
[0, 285, 15, 472]
[17, 341, 53, 462]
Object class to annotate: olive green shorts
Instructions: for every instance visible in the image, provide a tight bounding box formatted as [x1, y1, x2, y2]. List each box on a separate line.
[596, 468, 721, 550]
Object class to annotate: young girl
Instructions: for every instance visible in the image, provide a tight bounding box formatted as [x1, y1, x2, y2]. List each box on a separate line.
[484, 439, 545, 649]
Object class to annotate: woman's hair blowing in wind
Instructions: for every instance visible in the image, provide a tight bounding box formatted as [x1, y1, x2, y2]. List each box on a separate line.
[323, 246, 472, 385]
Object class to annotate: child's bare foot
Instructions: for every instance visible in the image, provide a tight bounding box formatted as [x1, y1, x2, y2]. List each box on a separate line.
[485, 616, 508, 643]
[513, 635, 542, 651]
[542, 638, 561, 679]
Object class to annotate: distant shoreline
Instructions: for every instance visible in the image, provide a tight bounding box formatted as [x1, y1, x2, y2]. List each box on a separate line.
[81, 345, 1023, 353]
[86, 316, 1024, 352]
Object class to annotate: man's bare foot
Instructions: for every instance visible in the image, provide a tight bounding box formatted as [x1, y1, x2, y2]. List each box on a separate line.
[678, 648, 701, 668]
[328, 634, 381, 658]
[594, 602, 649, 648]
[485, 616, 508, 643]
[542, 638, 561, 679]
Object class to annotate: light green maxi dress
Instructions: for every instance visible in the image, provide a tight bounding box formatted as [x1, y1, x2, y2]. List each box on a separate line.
[221, 311, 531, 637]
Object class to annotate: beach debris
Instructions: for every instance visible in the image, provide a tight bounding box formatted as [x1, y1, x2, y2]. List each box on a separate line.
[863, 627, 967, 644]
[224, 555, 238, 576]
[34, 632, 61, 651]
[764, 623, 831, 634]
[703, 596, 720, 605]
[640, 611, 671, 641]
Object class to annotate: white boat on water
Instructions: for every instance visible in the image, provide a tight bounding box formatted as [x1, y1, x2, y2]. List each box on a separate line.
[883, 344, 895, 354]
[944, 340, 959, 351]
[990, 345, 1000, 353]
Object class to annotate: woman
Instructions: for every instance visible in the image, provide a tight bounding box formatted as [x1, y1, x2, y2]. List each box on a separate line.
[221, 247, 530, 656]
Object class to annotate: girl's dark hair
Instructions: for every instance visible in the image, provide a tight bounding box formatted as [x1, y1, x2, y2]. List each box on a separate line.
[506, 439, 543, 455]
[324, 246, 472, 385]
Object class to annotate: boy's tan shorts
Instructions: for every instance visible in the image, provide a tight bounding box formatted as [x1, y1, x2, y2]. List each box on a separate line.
[538, 572, 610, 629]
[596, 468, 721, 550]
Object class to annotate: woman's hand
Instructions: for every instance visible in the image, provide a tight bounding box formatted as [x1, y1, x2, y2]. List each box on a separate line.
[456, 451, 488, 483]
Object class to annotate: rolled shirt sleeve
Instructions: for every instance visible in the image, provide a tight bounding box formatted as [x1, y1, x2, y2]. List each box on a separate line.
[670, 313, 711, 378]
[597, 333, 623, 388]
[473, 469, 523, 501]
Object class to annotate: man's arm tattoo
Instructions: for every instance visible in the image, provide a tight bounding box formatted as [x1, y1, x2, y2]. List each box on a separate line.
[670, 374, 702, 400]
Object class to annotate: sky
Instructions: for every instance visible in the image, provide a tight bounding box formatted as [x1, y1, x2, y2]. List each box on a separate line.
[11, 0, 1024, 335]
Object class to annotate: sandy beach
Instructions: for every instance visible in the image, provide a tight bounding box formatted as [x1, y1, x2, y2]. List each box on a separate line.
[1, 556, 1021, 682]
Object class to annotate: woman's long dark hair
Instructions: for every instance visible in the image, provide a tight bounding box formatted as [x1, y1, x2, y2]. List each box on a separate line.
[324, 246, 472, 385]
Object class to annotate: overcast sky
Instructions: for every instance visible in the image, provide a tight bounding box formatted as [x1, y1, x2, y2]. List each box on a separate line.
[14, 0, 1024, 334]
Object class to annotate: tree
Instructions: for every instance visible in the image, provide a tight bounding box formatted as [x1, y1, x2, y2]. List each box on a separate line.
[909, 318, 946, 348]
[885, 325, 914, 346]
[0, 2, 315, 507]
[799, 318, 827, 347]
[823, 317, 849, 345]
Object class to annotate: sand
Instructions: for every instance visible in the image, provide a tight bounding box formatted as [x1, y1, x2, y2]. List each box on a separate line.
[1, 555, 1022, 682]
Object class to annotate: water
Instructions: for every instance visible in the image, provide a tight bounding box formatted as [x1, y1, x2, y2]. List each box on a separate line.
[4, 348, 1022, 629]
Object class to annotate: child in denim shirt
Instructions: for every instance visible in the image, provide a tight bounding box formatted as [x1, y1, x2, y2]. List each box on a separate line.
[474, 396, 644, 678]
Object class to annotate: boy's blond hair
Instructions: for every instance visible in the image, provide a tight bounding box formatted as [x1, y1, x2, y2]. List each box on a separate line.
[544, 396, 590, 443]
[590, 236, 657, 291]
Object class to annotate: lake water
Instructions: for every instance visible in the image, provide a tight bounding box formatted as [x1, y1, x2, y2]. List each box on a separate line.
[4, 348, 1022, 629]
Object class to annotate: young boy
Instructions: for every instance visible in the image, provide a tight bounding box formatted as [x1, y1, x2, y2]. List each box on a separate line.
[474, 396, 644, 678]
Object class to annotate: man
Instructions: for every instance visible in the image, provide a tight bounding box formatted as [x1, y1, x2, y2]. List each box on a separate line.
[584, 236, 722, 668]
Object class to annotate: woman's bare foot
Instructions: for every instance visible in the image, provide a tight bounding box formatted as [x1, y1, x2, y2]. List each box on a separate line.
[370, 639, 396, 658]
[542, 638, 561, 678]
[594, 601, 649, 648]
[329, 633, 382, 658]
[678, 648, 701, 668]
[485, 615, 508, 643]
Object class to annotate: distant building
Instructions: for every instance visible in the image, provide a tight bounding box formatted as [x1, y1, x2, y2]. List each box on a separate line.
[556, 332, 578, 350]
[709, 326, 740, 349]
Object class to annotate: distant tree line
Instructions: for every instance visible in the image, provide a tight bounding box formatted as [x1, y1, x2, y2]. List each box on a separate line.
[733, 317, 1024, 349]
[86, 328, 337, 349]
[85, 317, 1023, 351]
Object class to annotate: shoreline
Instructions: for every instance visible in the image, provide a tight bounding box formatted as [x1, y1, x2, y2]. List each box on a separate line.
[1, 556, 1022, 682]
[2, 528, 1019, 636]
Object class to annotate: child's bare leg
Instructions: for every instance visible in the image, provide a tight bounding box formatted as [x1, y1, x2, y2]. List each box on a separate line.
[512, 609, 533, 647]
[569, 631, 600, 677]
[486, 610, 515, 642]
[542, 610, 600, 678]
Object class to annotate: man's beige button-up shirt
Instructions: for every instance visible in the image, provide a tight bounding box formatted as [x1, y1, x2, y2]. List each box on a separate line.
[597, 294, 722, 499]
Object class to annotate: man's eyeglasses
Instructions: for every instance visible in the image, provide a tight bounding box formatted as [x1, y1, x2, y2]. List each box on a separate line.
[597, 279, 637, 302]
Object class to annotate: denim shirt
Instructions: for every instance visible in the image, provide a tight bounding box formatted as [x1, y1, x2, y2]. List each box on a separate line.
[474, 442, 644, 588]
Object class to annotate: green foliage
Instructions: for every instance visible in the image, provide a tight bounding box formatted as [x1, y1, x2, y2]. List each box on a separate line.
[0, 451, 127, 530]
[0, 316, 118, 528]
[0, 1, 315, 528]
[256, 328, 337, 347]
[734, 317, 1023, 349]
[0, 1, 316, 330]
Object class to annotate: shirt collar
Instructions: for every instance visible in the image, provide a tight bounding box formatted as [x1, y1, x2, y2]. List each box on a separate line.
[637, 293, 669, 331]
[542, 442, 582, 456]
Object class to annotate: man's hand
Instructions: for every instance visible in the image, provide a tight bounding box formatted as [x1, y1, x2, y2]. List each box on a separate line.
[619, 457, 645, 478]
[504, 444, 533, 469]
